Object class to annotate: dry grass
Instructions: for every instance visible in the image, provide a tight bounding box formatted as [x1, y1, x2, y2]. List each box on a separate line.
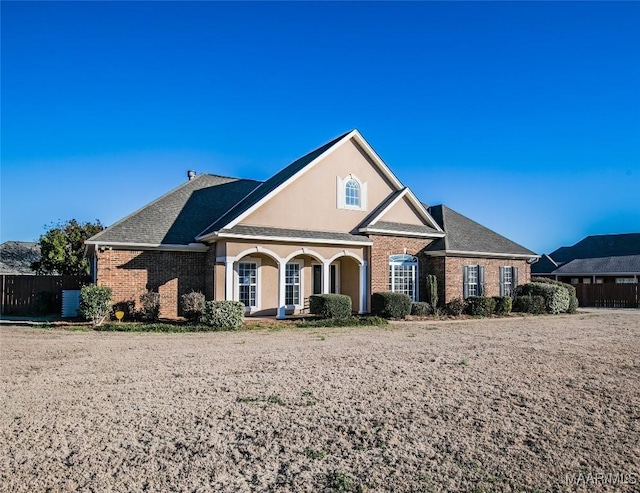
[1, 310, 639, 492]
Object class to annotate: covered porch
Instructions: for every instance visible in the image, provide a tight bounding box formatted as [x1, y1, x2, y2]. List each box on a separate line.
[213, 241, 369, 318]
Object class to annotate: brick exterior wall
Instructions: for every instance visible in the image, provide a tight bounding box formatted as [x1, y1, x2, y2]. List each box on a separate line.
[369, 235, 434, 300]
[441, 256, 531, 303]
[96, 249, 207, 319]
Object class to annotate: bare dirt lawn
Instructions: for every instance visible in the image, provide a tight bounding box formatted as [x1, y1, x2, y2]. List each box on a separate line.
[1, 310, 639, 492]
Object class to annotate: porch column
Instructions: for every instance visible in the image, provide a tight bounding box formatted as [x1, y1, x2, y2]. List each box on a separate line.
[225, 258, 234, 301]
[322, 261, 330, 294]
[359, 261, 368, 314]
[277, 261, 287, 319]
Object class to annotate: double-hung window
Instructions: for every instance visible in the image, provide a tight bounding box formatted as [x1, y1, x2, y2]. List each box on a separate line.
[285, 262, 301, 306]
[463, 265, 484, 298]
[389, 254, 418, 301]
[238, 262, 257, 308]
[499, 266, 519, 296]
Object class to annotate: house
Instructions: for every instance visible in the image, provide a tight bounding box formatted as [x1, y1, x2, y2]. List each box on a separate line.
[0, 241, 40, 275]
[532, 233, 640, 285]
[85, 130, 538, 318]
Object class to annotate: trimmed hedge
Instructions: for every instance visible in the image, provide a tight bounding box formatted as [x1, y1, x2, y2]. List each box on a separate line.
[411, 302, 432, 316]
[181, 291, 206, 322]
[493, 296, 512, 315]
[371, 292, 412, 319]
[518, 282, 570, 314]
[445, 297, 466, 316]
[465, 296, 496, 317]
[533, 277, 579, 313]
[202, 301, 245, 330]
[425, 275, 438, 309]
[513, 295, 546, 314]
[309, 294, 352, 319]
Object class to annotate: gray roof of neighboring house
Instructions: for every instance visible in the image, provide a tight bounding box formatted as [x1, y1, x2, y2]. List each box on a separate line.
[530, 254, 558, 274]
[220, 225, 371, 243]
[89, 174, 261, 245]
[0, 241, 40, 274]
[551, 255, 640, 275]
[532, 233, 640, 275]
[425, 204, 537, 256]
[198, 131, 351, 238]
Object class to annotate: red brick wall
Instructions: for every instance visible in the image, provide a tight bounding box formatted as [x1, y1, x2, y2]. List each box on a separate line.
[96, 249, 207, 319]
[442, 256, 531, 303]
[369, 235, 434, 298]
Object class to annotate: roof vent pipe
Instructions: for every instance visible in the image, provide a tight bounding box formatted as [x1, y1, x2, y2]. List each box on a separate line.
[187, 170, 196, 181]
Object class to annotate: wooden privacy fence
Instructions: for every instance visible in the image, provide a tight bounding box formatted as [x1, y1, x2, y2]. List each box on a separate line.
[1, 275, 90, 316]
[574, 283, 639, 308]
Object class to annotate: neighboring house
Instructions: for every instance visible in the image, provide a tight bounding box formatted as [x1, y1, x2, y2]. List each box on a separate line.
[0, 241, 40, 275]
[85, 130, 538, 318]
[532, 233, 640, 285]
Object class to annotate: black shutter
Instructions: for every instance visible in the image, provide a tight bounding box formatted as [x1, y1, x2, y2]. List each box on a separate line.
[512, 266, 519, 295]
[499, 266, 505, 297]
[478, 266, 485, 296]
[463, 266, 469, 299]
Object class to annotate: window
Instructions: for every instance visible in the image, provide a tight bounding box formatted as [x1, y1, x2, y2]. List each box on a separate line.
[463, 265, 484, 298]
[345, 179, 360, 207]
[285, 262, 301, 305]
[389, 254, 418, 301]
[616, 277, 637, 284]
[337, 175, 366, 210]
[238, 262, 257, 307]
[499, 266, 519, 296]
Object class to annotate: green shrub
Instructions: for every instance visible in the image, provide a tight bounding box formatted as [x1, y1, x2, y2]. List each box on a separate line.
[111, 300, 135, 321]
[425, 274, 438, 308]
[202, 300, 244, 330]
[493, 296, 513, 315]
[138, 291, 161, 321]
[309, 294, 352, 319]
[410, 302, 432, 316]
[513, 295, 546, 314]
[96, 322, 214, 332]
[465, 296, 496, 317]
[568, 296, 579, 314]
[519, 282, 570, 314]
[181, 291, 206, 322]
[371, 292, 412, 319]
[445, 297, 466, 316]
[531, 277, 577, 297]
[80, 284, 112, 326]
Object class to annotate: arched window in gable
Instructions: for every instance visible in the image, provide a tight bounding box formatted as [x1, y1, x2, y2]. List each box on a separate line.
[345, 179, 361, 207]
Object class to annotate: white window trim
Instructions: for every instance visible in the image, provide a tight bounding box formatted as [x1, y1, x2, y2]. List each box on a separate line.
[388, 254, 419, 302]
[466, 265, 479, 298]
[336, 174, 367, 211]
[500, 265, 513, 297]
[285, 260, 304, 309]
[236, 257, 261, 313]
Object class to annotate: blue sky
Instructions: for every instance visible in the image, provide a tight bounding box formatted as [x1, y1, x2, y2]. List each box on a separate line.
[2, 1, 639, 254]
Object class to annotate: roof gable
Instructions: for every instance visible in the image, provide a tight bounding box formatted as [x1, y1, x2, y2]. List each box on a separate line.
[197, 129, 407, 240]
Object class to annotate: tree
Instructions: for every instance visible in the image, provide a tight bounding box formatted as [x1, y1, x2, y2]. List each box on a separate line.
[31, 219, 104, 275]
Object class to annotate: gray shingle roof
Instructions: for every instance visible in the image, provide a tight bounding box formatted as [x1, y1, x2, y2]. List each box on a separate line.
[532, 233, 640, 275]
[89, 174, 261, 245]
[198, 131, 352, 238]
[552, 255, 640, 275]
[426, 204, 536, 256]
[220, 225, 371, 243]
[0, 241, 40, 275]
[367, 221, 440, 236]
